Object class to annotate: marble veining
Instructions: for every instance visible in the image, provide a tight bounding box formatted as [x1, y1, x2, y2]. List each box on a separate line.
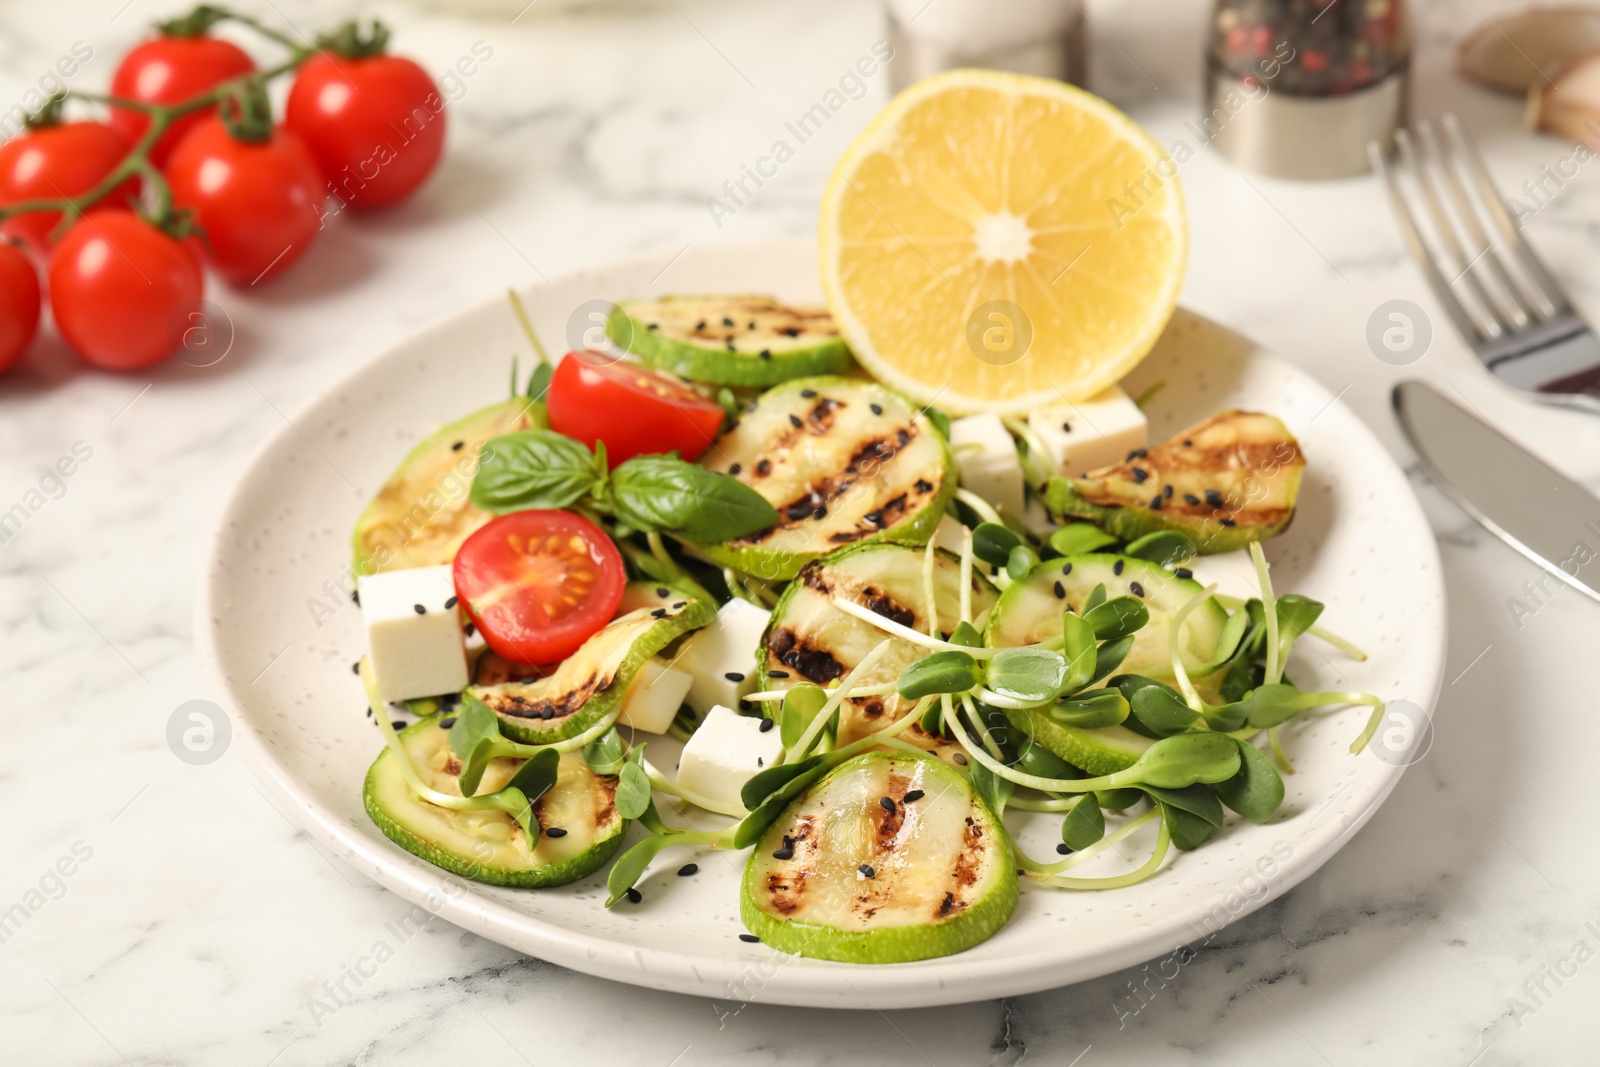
[2, 0, 1598, 1063]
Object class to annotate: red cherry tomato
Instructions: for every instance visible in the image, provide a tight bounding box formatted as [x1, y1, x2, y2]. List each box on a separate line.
[48, 210, 203, 371]
[0, 121, 138, 257]
[547, 353, 726, 467]
[109, 34, 255, 166]
[0, 243, 41, 375]
[452, 510, 625, 665]
[166, 118, 324, 286]
[285, 51, 444, 210]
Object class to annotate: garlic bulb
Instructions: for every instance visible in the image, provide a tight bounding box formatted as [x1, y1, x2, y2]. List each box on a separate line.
[1529, 50, 1600, 143]
[1458, 7, 1600, 94]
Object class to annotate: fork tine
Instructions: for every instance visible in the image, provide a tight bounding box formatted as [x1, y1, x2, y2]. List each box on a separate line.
[1369, 138, 1487, 345]
[1441, 112, 1569, 315]
[1415, 120, 1532, 330]
[1392, 128, 1505, 339]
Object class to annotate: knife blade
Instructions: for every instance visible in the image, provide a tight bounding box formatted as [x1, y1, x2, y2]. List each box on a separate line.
[1393, 379, 1600, 605]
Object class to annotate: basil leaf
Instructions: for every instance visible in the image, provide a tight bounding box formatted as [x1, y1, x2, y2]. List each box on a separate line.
[1049, 524, 1118, 556]
[1212, 739, 1284, 823]
[985, 646, 1069, 705]
[472, 430, 600, 513]
[610, 456, 779, 543]
[1061, 797, 1106, 850]
[897, 650, 982, 699]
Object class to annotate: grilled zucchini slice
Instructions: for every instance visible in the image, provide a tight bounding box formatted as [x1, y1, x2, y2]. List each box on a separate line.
[986, 554, 1226, 679]
[607, 295, 854, 387]
[467, 583, 714, 744]
[353, 399, 541, 576]
[1044, 410, 1304, 555]
[741, 752, 1017, 963]
[762, 542, 998, 745]
[699, 377, 955, 580]
[364, 720, 624, 887]
[1002, 706, 1155, 777]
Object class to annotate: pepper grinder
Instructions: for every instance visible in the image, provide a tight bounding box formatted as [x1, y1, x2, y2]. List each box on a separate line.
[1206, 0, 1411, 180]
[885, 0, 1087, 94]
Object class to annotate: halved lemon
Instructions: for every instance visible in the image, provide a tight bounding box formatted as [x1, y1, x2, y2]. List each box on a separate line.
[819, 69, 1187, 414]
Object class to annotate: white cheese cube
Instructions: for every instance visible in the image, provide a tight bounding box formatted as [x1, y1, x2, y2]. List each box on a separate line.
[948, 413, 1026, 518]
[1029, 387, 1148, 478]
[673, 598, 770, 714]
[358, 565, 469, 703]
[933, 514, 969, 554]
[618, 657, 692, 735]
[676, 704, 784, 811]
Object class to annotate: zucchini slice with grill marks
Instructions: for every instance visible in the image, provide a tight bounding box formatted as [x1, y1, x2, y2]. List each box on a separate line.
[986, 554, 1226, 679]
[353, 399, 541, 576]
[741, 752, 1017, 963]
[607, 295, 854, 386]
[1045, 410, 1305, 555]
[1002, 706, 1154, 777]
[467, 582, 714, 744]
[364, 720, 624, 887]
[762, 542, 998, 745]
[699, 377, 955, 581]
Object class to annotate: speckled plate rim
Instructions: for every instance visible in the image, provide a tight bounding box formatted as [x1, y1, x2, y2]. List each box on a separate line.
[197, 238, 1446, 1010]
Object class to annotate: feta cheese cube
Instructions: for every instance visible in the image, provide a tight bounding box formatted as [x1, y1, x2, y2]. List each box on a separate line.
[676, 704, 784, 811]
[933, 513, 969, 554]
[1028, 387, 1148, 478]
[358, 565, 469, 703]
[673, 598, 770, 714]
[618, 657, 692, 735]
[948, 413, 1026, 518]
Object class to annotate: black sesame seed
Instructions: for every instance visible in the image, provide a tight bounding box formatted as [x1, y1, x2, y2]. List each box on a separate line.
[739, 933, 760, 943]
[1053, 581, 1066, 599]
[914, 479, 933, 493]
[903, 789, 925, 803]
[747, 321, 756, 330]
[879, 796, 896, 814]
[1126, 448, 1148, 460]
[540, 707, 556, 719]
[772, 848, 794, 860]
[801, 388, 817, 398]
[445, 595, 458, 609]
[952, 752, 968, 766]
[647, 322, 660, 331]
[858, 864, 876, 879]
[1164, 484, 1174, 499]
[413, 603, 426, 615]
[520, 675, 541, 684]
[351, 661, 361, 675]
[783, 835, 794, 849]
[439, 717, 456, 728]
[695, 320, 707, 330]
[725, 671, 745, 682]
[759, 718, 774, 732]
[366, 708, 372, 718]
[723, 316, 735, 327]
[651, 608, 668, 618]
[1175, 567, 1193, 579]
[870, 403, 884, 416]
[672, 601, 687, 609]
[625, 887, 642, 904]
[1151, 494, 1164, 510]
[1220, 517, 1237, 527]
[1061, 563, 1073, 575]
[768, 669, 789, 679]
[738, 698, 754, 711]
[1130, 466, 1149, 484]
[726, 339, 736, 351]
[1130, 581, 1145, 597]
[464, 622, 475, 637]
[759, 350, 772, 359]
[811, 506, 828, 520]
[756, 459, 771, 475]
[729, 462, 742, 475]
[788, 414, 803, 429]
[351, 590, 360, 605]
[1113, 559, 1125, 575]
[545, 827, 568, 838]
[1056, 843, 1074, 855]
[1061, 420, 1072, 433]
[1205, 489, 1225, 507]
[1183, 439, 1193, 447]
[1183, 493, 1201, 506]
[392, 721, 408, 731]
[678, 863, 699, 876]
[450, 440, 464, 451]
[897, 429, 911, 446]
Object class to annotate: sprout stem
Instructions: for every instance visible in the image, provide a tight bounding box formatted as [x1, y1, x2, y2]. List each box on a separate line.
[834, 599, 1002, 658]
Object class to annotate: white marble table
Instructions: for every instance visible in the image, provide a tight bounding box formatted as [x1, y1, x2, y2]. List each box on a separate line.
[3, 0, 1598, 1062]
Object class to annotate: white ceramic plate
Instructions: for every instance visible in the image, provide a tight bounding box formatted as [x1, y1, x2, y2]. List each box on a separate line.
[198, 239, 1446, 1009]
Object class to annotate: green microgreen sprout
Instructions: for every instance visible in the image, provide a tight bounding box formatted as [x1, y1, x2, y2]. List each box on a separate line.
[448, 695, 625, 797]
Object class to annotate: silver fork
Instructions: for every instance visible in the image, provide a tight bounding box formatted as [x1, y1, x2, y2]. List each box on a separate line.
[1370, 113, 1600, 413]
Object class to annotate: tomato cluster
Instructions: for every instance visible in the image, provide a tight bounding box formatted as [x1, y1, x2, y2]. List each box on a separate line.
[0, 12, 445, 376]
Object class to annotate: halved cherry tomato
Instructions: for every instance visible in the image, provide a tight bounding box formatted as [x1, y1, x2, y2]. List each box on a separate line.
[452, 509, 625, 665]
[48, 210, 203, 371]
[109, 33, 256, 166]
[0, 242, 40, 375]
[546, 352, 726, 468]
[167, 118, 324, 286]
[0, 121, 138, 257]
